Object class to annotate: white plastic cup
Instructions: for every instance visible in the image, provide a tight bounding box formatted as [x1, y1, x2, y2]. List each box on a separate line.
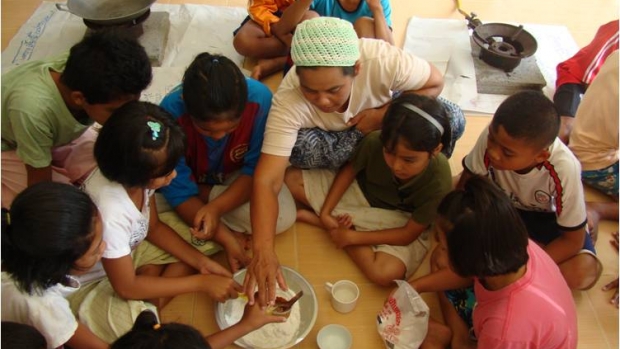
[317, 324, 353, 349]
[325, 280, 360, 313]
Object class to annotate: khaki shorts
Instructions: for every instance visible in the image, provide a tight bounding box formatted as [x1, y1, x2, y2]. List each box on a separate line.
[67, 279, 157, 343]
[303, 169, 430, 277]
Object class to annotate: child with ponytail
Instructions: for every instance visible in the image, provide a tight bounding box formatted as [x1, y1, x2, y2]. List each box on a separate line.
[112, 303, 283, 349]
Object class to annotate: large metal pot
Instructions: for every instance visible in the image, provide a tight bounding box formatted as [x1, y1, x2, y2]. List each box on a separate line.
[55, 0, 157, 25]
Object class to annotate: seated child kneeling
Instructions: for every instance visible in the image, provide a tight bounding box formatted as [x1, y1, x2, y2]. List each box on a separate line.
[285, 94, 453, 286]
[420, 176, 577, 348]
[2, 182, 108, 349]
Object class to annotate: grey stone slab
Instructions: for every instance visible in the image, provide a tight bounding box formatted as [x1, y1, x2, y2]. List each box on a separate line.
[471, 38, 546, 95]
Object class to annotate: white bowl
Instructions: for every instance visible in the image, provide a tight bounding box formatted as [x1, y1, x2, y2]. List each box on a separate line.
[317, 324, 353, 349]
[215, 266, 318, 349]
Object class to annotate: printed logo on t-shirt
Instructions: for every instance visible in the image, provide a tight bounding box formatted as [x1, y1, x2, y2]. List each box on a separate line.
[229, 143, 249, 163]
[534, 190, 552, 205]
[130, 219, 148, 250]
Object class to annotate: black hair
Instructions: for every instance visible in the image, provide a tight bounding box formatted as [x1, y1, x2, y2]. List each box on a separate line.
[95, 101, 186, 187]
[295, 65, 356, 76]
[381, 94, 452, 154]
[1, 322, 47, 349]
[60, 29, 152, 104]
[491, 90, 560, 149]
[1, 182, 97, 294]
[182, 52, 247, 122]
[437, 175, 529, 278]
[111, 310, 212, 349]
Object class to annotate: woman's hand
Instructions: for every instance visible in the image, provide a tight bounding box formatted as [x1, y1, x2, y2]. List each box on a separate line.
[244, 249, 287, 307]
[347, 107, 386, 135]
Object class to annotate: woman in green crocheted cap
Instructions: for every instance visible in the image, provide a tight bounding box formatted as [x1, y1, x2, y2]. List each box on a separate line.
[244, 16, 451, 307]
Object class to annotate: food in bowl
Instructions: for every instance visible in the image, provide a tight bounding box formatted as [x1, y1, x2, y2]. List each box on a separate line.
[215, 266, 318, 349]
[223, 288, 301, 348]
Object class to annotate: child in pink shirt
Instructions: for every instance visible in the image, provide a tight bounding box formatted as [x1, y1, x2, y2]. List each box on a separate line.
[418, 176, 577, 348]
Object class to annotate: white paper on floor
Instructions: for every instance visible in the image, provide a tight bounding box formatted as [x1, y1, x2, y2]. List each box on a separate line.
[404, 17, 579, 114]
[2, 1, 248, 104]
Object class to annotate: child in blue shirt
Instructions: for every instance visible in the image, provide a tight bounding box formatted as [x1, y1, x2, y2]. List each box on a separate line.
[158, 53, 296, 272]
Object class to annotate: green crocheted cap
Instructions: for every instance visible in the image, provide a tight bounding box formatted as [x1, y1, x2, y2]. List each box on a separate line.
[291, 17, 360, 67]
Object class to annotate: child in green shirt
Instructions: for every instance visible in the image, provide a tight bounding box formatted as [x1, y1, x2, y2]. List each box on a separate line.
[285, 94, 453, 285]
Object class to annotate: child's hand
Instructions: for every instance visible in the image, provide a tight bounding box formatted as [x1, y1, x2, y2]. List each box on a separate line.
[202, 275, 243, 302]
[320, 212, 339, 230]
[197, 256, 233, 277]
[328, 226, 355, 248]
[192, 204, 221, 240]
[336, 213, 353, 228]
[603, 232, 619, 307]
[365, 0, 383, 13]
[190, 225, 216, 241]
[241, 294, 287, 329]
[223, 238, 251, 273]
[602, 277, 619, 308]
[271, 21, 293, 47]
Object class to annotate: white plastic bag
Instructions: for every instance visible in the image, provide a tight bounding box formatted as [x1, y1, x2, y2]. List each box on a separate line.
[377, 280, 429, 349]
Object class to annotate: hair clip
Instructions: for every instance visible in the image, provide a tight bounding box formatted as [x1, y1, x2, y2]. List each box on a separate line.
[153, 323, 161, 330]
[212, 58, 219, 63]
[147, 121, 162, 141]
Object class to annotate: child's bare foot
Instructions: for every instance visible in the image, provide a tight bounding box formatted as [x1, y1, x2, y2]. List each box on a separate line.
[421, 319, 452, 349]
[231, 230, 252, 252]
[250, 56, 287, 80]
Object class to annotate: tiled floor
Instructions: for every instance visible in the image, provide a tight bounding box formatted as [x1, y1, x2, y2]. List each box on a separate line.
[2, 0, 618, 348]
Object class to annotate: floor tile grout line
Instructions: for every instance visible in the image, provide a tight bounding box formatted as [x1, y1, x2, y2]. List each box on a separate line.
[190, 292, 197, 325]
[293, 222, 300, 269]
[583, 289, 612, 349]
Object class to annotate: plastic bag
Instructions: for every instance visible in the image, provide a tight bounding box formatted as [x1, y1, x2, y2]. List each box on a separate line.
[377, 280, 429, 349]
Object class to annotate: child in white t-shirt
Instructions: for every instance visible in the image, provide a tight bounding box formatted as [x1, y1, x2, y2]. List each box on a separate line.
[1, 182, 107, 349]
[74, 101, 243, 343]
[458, 91, 601, 290]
